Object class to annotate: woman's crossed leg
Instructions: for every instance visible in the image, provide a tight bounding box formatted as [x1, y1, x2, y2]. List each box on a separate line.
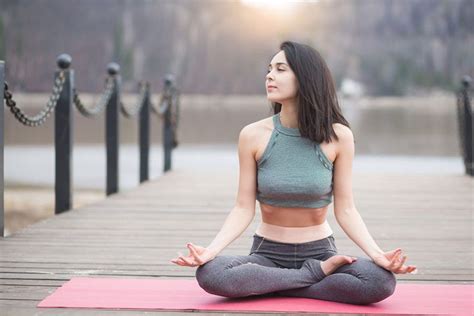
[195, 252, 396, 305]
[276, 254, 397, 305]
[195, 253, 326, 298]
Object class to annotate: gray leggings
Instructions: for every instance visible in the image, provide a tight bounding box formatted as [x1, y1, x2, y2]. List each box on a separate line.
[195, 233, 396, 305]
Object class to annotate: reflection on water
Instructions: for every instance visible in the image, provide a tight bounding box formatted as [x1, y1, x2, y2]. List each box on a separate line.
[4, 93, 462, 156]
[341, 96, 460, 156]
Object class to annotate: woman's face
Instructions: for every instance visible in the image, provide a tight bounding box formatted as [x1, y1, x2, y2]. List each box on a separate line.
[265, 50, 298, 103]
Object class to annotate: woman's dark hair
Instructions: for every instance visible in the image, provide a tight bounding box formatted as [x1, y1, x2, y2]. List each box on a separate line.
[270, 40, 354, 144]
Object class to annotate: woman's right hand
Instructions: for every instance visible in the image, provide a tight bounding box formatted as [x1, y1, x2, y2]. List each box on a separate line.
[170, 243, 217, 267]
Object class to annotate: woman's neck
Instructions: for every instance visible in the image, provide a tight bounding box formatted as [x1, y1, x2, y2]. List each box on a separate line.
[279, 101, 298, 129]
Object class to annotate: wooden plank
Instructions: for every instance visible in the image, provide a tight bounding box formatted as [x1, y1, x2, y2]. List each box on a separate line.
[1, 301, 353, 316]
[0, 169, 472, 314]
[0, 300, 284, 316]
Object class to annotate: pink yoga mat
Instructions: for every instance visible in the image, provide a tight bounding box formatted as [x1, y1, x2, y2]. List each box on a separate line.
[38, 277, 473, 315]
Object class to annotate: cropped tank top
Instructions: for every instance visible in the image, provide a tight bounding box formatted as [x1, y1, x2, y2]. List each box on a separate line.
[256, 112, 334, 208]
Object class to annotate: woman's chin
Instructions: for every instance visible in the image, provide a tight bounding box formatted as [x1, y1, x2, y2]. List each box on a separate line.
[266, 96, 279, 102]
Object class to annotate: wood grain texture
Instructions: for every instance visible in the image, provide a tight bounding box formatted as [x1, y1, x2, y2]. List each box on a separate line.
[1, 169, 473, 315]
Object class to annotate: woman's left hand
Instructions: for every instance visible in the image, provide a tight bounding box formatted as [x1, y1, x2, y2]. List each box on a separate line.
[372, 248, 418, 274]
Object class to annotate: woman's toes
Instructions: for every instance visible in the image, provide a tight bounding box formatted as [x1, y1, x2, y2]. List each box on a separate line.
[321, 255, 356, 276]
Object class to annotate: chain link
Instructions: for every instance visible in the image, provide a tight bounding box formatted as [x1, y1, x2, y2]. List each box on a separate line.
[150, 86, 180, 148]
[73, 77, 115, 117]
[3, 71, 66, 127]
[120, 82, 148, 118]
[456, 83, 473, 164]
[150, 93, 167, 116]
[171, 88, 180, 148]
[151, 87, 180, 127]
[3, 71, 180, 148]
[171, 88, 180, 130]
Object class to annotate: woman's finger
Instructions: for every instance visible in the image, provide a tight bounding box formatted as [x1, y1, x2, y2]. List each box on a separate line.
[399, 264, 411, 274]
[177, 252, 193, 265]
[174, 254, 186, 263]
[172, 258, 186, 266]
[389, 250, 401, 267]
[396, 255, 408, 269]
[392, 253, 405, 271]
[177, 257, 190, 266]
[390, 248, 401, 256]
[187, 244, 202, 264]
[170, 257, 180, 264]
[179, 255, 196, 266]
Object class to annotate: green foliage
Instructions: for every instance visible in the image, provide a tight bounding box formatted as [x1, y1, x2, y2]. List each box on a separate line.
[394, 56, 456, 93]
[360, 54, 455, 96]
[359, 54, 403, 96]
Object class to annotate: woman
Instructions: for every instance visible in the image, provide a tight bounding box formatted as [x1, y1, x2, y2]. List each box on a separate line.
[170, 41, 417, 305]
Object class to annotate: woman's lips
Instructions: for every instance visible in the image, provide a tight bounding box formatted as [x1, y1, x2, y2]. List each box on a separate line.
[267, 86, 277, 90]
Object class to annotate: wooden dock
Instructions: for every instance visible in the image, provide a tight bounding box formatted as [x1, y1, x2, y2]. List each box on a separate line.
[1, 168, 473, 315]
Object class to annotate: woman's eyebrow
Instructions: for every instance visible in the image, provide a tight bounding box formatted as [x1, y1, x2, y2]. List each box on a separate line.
[268, 62, 287, 67]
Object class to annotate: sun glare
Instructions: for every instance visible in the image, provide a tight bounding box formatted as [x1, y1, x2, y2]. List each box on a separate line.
[240, 0, 319, 11]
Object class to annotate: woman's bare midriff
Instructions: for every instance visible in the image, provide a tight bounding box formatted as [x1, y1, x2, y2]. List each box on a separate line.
[255, 203, 334, 243]
[259, 202, 329, 227]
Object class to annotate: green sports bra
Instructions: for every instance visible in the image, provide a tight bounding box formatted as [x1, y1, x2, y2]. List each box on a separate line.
[256, 112, 334, 208]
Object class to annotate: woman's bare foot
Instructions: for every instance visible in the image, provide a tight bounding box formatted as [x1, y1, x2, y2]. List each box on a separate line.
[320, 255, 357, 276]
[301, 255, 358, 282]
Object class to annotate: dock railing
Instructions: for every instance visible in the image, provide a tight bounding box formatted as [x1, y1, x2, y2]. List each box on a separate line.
[456, 75, 473, 176]
[0, 54, 180, 237]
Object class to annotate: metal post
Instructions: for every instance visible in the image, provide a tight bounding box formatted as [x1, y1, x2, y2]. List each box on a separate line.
[461, 76, 473, 175]
[106, 63, 120, 195]
[55, 54, 74, 214]
[163, 75, 174, 172]
[0, 61, 5, 237]
[139, 82, 150, 183]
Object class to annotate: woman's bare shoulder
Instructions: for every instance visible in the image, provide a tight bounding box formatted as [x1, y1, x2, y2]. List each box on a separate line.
[331, 123, 354, 157]
[332, 123, 353, 142]
[239, 115, 274, 161]
[242, 115, 274, 136]
[247, 116, 273, 133]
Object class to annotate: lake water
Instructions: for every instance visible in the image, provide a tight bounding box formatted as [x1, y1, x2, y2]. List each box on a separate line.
[3, 92, 469, 190]
[4, 92, 464, 156]
[4, 144, 465, 190]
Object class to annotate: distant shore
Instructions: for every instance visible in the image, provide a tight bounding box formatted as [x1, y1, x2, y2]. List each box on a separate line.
[4, 93, 457, 149]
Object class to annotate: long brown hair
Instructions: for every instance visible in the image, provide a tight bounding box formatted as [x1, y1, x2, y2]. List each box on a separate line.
[270, 40, 354, 144]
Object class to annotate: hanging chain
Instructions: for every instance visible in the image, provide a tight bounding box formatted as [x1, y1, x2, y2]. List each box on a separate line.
[73, 77, 115, 117]
[151, 86, 180, 126]
[456, 79, 473, 166]
[120, 82, 148, 118]
[3, 71, 66, 127]
[150, 86, 180, 148]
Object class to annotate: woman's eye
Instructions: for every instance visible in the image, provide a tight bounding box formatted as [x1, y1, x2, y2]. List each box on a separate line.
[267, 69, 283, 73]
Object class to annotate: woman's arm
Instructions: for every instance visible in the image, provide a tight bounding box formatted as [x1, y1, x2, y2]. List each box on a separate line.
[206, 207, 255, 257]
[335, 209, 385, 260]
[206, 125, 258, 257]
[332, 125, 417, 274]
[332, 125, 384, 260]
